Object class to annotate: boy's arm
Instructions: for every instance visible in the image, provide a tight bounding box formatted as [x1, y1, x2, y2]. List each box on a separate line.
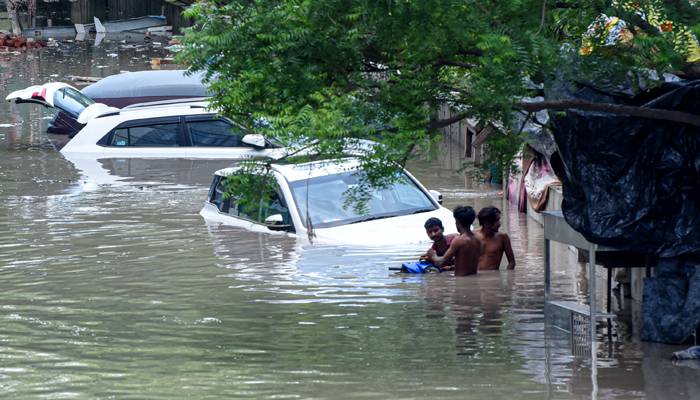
[430, 238, 459, 267]
[503, 234, 515, 270]
[421, 242, 436, 259]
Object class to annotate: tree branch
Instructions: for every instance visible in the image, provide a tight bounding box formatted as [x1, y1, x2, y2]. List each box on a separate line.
[515, 99, 700, 128]
[426, 99, 700, 136]
[427, 112, 470, 131]
[536, 0, 547, 35]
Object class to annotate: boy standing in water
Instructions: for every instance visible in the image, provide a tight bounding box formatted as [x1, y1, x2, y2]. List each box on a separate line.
[475, 206, 515, 270]
[429, 206, 482, 276]
[422, 217, 456, 268]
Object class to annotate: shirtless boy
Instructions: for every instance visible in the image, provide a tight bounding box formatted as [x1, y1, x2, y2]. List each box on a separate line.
[422, 217, 456, 267]
[475, 206, 515, 271]
[428, 206, 482, 276]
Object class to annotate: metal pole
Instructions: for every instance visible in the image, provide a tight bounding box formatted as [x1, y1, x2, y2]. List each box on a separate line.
[544, 238, 551, 301]
[589, 243, 598, 399]
[589, 244, 596, 342]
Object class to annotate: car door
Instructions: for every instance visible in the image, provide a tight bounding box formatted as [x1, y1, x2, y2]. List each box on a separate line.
[184, 115, 265, 159]
[100, 116, 188, 157]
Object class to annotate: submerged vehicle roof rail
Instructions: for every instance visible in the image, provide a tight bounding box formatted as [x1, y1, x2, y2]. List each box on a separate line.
[96, 111, 121, 119]
[123, 97, 211, 109]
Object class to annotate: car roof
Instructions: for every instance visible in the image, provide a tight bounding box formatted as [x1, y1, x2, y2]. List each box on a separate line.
[215, 158, 363, 181]
[272, 158, 362, 182]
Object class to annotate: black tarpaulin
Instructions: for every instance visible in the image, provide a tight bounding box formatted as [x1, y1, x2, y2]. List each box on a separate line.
[549, 80, 700, 258]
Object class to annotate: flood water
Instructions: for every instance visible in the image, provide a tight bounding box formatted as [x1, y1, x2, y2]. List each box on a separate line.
[1, 42, 698, 399]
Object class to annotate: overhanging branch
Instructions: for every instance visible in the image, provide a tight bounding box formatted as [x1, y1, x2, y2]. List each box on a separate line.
[516, 99, 700, 128]
[427, 112, 470, 131]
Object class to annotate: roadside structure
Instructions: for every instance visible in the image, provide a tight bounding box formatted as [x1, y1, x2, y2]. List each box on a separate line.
[3, 0, 194, 35]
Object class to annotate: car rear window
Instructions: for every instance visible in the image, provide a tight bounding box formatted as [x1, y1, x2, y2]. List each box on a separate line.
[53, 87, 95, 118]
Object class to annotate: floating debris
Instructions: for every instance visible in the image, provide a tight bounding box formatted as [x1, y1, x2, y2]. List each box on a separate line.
[0, 34, 48, 51]
[165, 44, 183, 53]
[672, 346, 700, 361]
[67, 75, 102, 83]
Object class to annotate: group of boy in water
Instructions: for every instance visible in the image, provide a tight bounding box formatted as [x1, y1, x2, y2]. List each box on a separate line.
[422, 206, 515, 276]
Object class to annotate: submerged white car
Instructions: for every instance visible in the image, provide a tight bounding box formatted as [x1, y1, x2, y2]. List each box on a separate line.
[200, 158, 457, 246]
[6, 82, 284, 159]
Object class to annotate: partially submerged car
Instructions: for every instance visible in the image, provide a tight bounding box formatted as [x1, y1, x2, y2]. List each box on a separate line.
[80, 70, 208, 108]
[200, 158, 456, 245]
[9, 70, 208, 135]
[6, 82, 284, 159]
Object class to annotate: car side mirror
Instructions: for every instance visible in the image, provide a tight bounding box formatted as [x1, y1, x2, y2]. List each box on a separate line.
[264, 213, 291, 231]
[242, 134, 266, 149]
[429, 190, 443, 204]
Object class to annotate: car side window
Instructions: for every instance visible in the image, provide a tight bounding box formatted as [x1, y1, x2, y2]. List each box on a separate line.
[112, 128, 129, 147]
[108, 123, 180, 147]
[210, 176, 231, 213]
[188, 119, 243, 147]
[228, 188, 293, 231]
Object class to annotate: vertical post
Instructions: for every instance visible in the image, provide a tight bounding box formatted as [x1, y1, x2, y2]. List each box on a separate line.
[589, 243, 598, 399]
[589, 244, 597, 340]
[607, 268, 612, 314]
[588, 243, 598, 342]
[544, 238, 551, 301]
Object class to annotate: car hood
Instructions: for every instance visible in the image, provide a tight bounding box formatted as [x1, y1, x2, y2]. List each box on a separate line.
[311, 207, 458, 246]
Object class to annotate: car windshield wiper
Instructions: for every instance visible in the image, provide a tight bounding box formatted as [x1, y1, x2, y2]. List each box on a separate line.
[348, 214, 399, 224]
[412, 208, 436, 214]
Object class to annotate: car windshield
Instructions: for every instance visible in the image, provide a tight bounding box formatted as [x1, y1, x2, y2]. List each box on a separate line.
[288, 170, 437, 229]
[53, 87, 95, 118]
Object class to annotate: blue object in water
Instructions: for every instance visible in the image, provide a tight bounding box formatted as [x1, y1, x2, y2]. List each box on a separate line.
[672, 346, 700, 360]
[400, 261, 442, 274]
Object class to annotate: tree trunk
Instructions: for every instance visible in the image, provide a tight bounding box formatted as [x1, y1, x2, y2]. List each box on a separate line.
[8, 4, 23, 36]
[27, 0, 36, 29]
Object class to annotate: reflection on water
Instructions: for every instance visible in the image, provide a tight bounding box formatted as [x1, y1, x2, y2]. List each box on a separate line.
[0, 43, 697, 399]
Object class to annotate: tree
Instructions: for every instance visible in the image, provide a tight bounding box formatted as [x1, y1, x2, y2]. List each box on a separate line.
[177, 0, 700, 188]
[7, 0, 37, 35]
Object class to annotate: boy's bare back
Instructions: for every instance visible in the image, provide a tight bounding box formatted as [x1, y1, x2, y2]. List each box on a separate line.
[447, 234, 482, 276]
[476, 230, 515, 270]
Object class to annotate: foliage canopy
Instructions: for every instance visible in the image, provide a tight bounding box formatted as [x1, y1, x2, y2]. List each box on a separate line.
[178, 0, 700, 184]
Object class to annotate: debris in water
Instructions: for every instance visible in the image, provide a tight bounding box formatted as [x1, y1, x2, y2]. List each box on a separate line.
[67, 75, 101, 83]
[0, 34, 47, 51]
[671, 346, 700, 361]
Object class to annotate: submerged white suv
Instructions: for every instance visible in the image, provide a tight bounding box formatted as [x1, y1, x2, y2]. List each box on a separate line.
[200, 158, 455, 245]
[6, 82, 284, 159]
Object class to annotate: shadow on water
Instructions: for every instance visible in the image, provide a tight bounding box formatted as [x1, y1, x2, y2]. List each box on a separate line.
[0, 43, 697, 398]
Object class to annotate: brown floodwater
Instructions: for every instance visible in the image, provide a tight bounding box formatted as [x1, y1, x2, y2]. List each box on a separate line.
[0, 41, 698, 399]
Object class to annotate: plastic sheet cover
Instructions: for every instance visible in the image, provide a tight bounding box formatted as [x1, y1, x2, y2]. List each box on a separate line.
[549, 80, 700, 257]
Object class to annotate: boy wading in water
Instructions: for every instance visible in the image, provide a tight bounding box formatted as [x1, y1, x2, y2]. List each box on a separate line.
[428, 206, 482, 276]
[475, 207, 515, 271]
[421, 217, 456, 269]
